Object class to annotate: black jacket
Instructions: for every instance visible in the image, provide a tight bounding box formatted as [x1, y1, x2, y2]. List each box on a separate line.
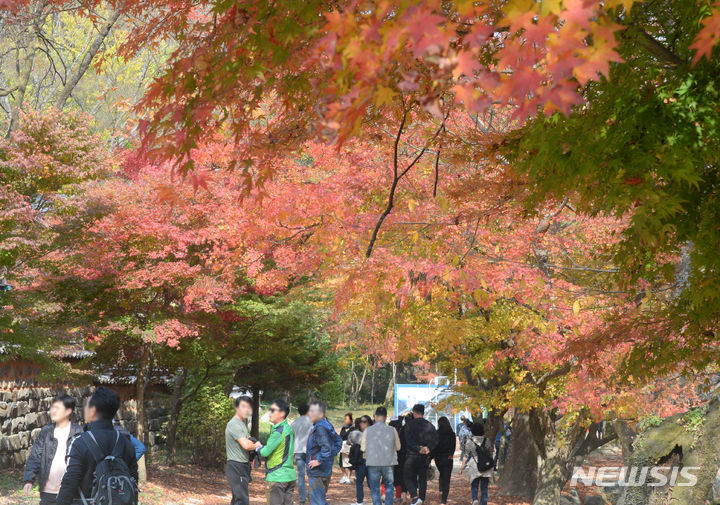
[56, 419, 138, 505]
[403, 417, 439, 456]
[22, 422, 83, 490]
[432, 428, 456, 460]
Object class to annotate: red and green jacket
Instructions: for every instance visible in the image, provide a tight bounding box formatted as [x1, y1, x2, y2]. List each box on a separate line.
[259, 418, 296, 482]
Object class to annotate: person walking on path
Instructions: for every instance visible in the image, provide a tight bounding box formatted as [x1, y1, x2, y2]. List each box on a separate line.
[306, 401, 341, 505]
[432, 417, 456, 505]
[455, 416, 466, 435]
[259, 399, 296, 505]
[388, 416, 404, 502]
[339, 413, 355, 484]
[458, 419, 472, 460]
[362, 406, 401, 505]
[292, 403, 313, 505]
[225, 396, 262, 505]
[56, 387, 138, 505]
[348, 415, 371, 505]
[459, 423, 494, 505]
[402, 404, 438, 505]
[22, 394, 82, 505]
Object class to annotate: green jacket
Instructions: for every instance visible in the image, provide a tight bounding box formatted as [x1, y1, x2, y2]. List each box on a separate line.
[259, 418, 296, 482]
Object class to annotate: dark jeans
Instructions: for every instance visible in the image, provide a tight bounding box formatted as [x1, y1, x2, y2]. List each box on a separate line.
[226, 460, 252, 505]
[403, 454, 429, 501]
[267, 480, 296, 505]
[40, 493, 57, 505]
[435, 457, 453, 503]
[355, 461, 368, 503]
[471, 477, 489, 505]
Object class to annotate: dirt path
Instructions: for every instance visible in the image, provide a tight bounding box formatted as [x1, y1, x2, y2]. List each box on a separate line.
[142, 459, 530, 505]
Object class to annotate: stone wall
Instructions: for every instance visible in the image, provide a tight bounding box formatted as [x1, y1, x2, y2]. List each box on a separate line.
[0, 385, 170, 469]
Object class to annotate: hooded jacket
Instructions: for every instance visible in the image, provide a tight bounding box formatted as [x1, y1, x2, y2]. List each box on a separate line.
[306, 418, 337, 477]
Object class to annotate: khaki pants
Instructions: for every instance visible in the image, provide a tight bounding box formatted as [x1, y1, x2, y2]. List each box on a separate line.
[267, 480, 296, 505]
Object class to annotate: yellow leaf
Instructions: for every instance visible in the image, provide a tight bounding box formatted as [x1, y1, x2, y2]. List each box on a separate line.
[375, 86, 396, 108]
[472, 289, 483, 304]
[540, 0, 563, 16]
[573, 300, 580, 314]
[605, 0, 636, 13]
[408, 198, 418, 212]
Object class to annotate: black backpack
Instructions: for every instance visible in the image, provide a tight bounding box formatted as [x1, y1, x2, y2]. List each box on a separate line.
[80, 431, 138, 505]
[348, 442, 364, 469]
[472, 437, 494, 473]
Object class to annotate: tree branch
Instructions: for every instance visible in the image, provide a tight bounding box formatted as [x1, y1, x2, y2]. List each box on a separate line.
[55, 8, 121, 109]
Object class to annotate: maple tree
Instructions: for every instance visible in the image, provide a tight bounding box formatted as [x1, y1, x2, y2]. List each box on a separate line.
[0, 0, 719, 501]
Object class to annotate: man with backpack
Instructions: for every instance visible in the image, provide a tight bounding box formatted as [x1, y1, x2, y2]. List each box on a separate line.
[56, 387, 139, 505]
[306, 401, 342, 505]
[258, 399, 296, 505]
[22, 394, 82, 505]
[458, 423, 494, 505]
[402, 404, 438, 505]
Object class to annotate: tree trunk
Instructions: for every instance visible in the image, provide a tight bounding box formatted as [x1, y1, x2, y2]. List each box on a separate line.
[529, 410, 618, 505]
[385, 362, 396, 406]
[54, 9, 121, 109]
[166, 367, 187, 466]
[613, 419, 636, 464]
[251, 387, 260, 439]
[500, 413, 538, 500]
[135, 342, 151, 481]
[620, 398, 720, 505]
[353, 362, 368, 408]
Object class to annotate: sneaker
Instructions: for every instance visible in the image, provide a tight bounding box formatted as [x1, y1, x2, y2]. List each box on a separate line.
[472, 500, 479, 505]
[411, 499, 423, 505]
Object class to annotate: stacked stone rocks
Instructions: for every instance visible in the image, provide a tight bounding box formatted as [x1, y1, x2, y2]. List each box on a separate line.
[0, 386, 170, 468]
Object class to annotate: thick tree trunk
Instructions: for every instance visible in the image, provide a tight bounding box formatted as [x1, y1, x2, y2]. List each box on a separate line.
[499, 413, 538, 500]
[620, 398, 720, 505]
[613, 419, 636, 464]
[529, 410, 618, 505]
[135, 342, 151, 481]
[251, 387, 260, 439]
[166, 367, 187, 466]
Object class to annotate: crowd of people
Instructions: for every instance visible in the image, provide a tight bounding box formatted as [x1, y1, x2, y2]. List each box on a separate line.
[225, 399, 512, 505]
[20, 388, 512, 505]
